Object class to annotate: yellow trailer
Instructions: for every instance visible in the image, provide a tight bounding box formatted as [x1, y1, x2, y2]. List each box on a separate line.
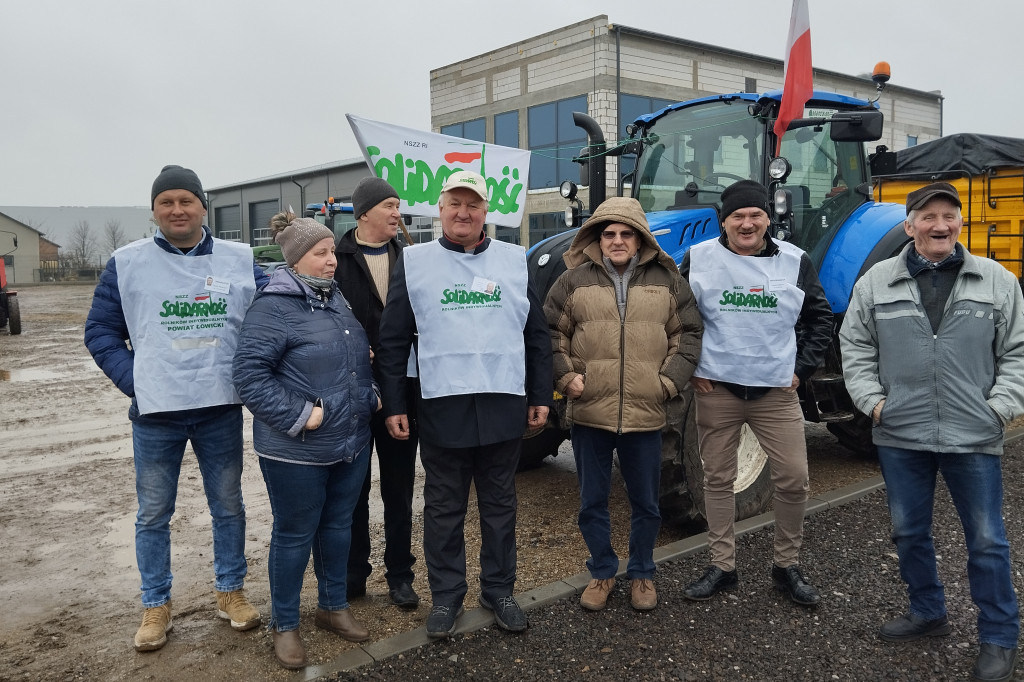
[872, 134, 1024, 278]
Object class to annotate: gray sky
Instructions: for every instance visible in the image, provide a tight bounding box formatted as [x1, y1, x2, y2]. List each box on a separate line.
[2, 0, 1019, 207]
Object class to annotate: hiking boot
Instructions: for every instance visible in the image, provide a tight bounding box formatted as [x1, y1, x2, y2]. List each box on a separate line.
[878, 613, 951, 642]
[479, 593, 528, 632]
[426, 603, 464, 639]
[684, 566, 738, 600]
[134, 601, 173, 652]
[972, 643, 1017, 682]
[771, 564, 821, 606]
[272, 629, 307, 670]
[630, 578, 658, 611]
[580, 578, 615, 611]
[216, 589, 261, 631]
[314, 607, 370, 642]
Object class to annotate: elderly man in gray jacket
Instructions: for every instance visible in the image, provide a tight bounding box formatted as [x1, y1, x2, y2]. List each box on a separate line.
[840, 182, 1024, 682]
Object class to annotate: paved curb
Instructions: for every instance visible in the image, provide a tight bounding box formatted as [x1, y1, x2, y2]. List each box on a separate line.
[301, 425, 1024, 679]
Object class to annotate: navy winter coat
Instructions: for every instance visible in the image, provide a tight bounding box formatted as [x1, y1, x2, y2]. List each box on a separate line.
[232, 268, 377, 465]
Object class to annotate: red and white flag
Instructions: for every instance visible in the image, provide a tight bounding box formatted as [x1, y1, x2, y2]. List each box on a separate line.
[773, 0, 812, 155]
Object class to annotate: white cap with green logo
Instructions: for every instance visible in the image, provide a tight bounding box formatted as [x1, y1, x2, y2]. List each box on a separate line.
[440, 170, 489, 202]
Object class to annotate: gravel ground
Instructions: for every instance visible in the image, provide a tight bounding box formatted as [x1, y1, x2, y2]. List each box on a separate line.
[0, 286, 878, 682]
[329, 437, 1024, 682]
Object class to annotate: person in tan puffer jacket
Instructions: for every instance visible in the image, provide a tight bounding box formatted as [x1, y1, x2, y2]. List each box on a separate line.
[544, 196, 702, 613]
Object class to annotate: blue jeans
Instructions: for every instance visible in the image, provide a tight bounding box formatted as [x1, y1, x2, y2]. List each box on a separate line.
[571, 425, 661, 579]
[259, 444, 370, 632]
[878, 445, 1019, 648]
[131, 407, 247, 607]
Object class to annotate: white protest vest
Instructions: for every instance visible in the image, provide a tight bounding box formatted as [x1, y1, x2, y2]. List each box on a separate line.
[115, 238, 257, 414]
[689, 239, 805, 387]
[404, 240, 529, 399]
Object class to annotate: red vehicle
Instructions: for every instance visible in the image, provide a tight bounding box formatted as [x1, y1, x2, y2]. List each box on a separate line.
[0, 238, 21, 335]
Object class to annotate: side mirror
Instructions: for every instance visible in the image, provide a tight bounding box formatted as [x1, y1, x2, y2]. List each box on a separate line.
[831, 110, 884, 142]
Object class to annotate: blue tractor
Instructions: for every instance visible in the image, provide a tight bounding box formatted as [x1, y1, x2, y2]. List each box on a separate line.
[523, 68, 910, 522]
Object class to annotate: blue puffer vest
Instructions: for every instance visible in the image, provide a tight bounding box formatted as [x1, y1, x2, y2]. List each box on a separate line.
[233, 268, 376, 464]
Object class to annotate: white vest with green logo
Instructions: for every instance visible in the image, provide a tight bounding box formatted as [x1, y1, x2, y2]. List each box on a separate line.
[689, 239, 804, 387]
[404, 240, 529, 399]
[115, 238, 257, 414]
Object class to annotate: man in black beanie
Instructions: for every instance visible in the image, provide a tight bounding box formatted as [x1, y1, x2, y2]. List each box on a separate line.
[335, 176, 422, 609]
[85, 165, 269, 652]
[679, 179, 833, 607]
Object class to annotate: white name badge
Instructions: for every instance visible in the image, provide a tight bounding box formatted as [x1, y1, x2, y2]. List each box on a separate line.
[470, 276, 497, 295]
[205, 276, 231, 295]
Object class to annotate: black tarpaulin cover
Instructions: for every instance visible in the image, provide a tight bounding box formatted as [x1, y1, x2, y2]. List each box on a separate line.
[895, 133, 1024, 175]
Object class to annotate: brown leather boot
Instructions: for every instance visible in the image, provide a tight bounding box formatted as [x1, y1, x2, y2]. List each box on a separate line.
[314, 607, 370, 642]
[272, 629, 307, 670]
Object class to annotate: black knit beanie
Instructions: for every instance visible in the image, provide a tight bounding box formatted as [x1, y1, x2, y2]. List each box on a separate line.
[719, 180, 770, 221]
[352, 177, 400, 219]
[151, 165, 207, 209]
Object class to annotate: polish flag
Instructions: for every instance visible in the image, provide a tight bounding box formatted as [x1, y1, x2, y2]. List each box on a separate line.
[773, 0, 812, 156]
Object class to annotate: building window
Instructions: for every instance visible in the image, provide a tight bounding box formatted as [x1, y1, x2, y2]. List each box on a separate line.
[494, 225, 521, 245]
[907, 135, 918, 147]
[745, 77, 757, 93]
[441, 118, 486, 142]
[619, 94, 676, 184]
[527, 95, 588, 190]
[528, 212, 565, 244]
[214, 205, 241, 242]
[494, 110, 519, 148]
[402, 216, 435, 246]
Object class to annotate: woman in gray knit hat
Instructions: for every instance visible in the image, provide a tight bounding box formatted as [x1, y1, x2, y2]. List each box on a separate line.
[233, 211, 381, 669]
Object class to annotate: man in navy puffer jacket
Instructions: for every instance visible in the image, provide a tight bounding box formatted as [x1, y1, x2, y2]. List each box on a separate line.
[84, 165, 269, 653]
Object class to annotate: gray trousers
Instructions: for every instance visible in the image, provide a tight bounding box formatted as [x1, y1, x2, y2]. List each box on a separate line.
[419, 438, 520, 605]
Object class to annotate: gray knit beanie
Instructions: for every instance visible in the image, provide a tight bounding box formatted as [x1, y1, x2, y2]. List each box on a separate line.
[273, 217, 336, 266]
[352, 177, 400, 219]
[151, 165, 207, 208]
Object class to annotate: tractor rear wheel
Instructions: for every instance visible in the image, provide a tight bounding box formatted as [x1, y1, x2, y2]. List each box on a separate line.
[662, 387, 774, 523]
[5, 295, 19, 335]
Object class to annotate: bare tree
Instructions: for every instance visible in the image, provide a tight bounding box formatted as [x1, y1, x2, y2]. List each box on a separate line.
[66, 220, 98, 268]
[102, 219, 127, 260]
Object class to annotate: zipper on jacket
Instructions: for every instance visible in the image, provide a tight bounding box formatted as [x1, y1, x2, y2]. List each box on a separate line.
[617, 316, 626, 434]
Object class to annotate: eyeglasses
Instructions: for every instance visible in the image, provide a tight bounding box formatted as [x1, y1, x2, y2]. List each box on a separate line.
[600, 229, 636, 240]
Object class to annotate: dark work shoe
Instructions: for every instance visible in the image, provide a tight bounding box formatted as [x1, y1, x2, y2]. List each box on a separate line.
[389, 583, 420, 609]
[683, 566, 738, 601]
[479, 594, 528, 632]
[771, 564, 821, 606]
[425, 604, 464, 639]
[972, 643, 1017, 682]
[347, 583, 366, 601]
[878, 613, 951, 642]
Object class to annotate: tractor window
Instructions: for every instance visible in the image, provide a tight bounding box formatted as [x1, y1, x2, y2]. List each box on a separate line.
[778, 125, 866, 256]
[634, 102, 763, 213]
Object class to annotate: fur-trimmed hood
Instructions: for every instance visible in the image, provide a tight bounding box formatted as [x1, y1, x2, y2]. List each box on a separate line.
[562, 196, 677, 274]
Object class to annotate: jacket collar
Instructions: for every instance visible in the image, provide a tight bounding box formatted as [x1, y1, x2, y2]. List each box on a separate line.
[886, 242, 981, 286]
[154, 225, 213, 256]
[439, 233, 490, 254]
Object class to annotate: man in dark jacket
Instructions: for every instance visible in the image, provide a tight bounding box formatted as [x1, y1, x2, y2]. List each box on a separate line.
[680, 180, 832, 607]
[83, 165, 269, 652]
[377, 170, 552, 639]
[335, 177, 420, 609]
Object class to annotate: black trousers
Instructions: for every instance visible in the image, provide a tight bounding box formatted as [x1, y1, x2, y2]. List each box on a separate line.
[419, 437, 520, 605]
[347, 408, 419, 589]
